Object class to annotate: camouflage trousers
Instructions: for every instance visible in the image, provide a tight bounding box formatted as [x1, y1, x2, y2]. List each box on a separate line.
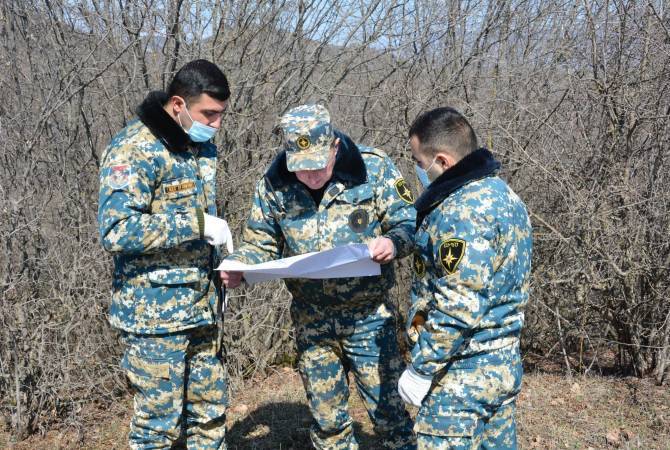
[292, 300, 416, 450]
[415, 344, 522, 450]
[120, 325, 228, 450]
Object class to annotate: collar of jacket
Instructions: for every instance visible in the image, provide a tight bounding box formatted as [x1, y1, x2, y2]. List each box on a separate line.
[415, 148, 501, 229]
[136, 90, 192, 152]
[264, 129, 367, 189]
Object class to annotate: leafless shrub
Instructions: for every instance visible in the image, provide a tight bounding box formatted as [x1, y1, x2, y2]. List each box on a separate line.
[0, 0, 668, 439]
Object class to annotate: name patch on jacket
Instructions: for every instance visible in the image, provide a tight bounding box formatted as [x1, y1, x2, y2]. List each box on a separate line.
[439, 238, 465, 274]
[394, 179, 414, 204]
[163, 179, 197, 196]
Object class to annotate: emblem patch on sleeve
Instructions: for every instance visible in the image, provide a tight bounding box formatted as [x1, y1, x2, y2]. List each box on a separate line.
[438, 238, 466, 274]
[348, 208, 369, 233]
[394, 179, 414, 204]
[413, 253, 426, 278]
[108, 164, 131, 189]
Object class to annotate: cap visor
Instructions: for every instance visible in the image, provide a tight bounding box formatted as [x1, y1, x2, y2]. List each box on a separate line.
[286, 147, 331, 172]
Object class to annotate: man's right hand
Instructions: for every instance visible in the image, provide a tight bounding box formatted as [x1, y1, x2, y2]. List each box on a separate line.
[203, 214, 234, 253]
[220, 270, 243, 288]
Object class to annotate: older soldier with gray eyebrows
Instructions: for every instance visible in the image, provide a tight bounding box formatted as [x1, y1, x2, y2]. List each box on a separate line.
[98, 59, 233, 449]
[398, 107, 532, 449]
[222, 104, 417, 450]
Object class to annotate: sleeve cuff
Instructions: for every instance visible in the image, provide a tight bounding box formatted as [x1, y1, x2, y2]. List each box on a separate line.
[409, 364, 433, 381]
[386, 234, 404, 258]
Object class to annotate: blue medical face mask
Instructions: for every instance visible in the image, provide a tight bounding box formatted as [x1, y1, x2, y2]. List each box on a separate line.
[180, 105, 218, 142]
[415, 157, 437, 188]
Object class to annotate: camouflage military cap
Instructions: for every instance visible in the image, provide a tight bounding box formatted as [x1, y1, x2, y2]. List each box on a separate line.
[279, 104, 334, 171]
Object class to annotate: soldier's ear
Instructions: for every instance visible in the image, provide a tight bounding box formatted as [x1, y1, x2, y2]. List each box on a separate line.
[435, 152, 456, 170]
[169, 95, 186, 114]
[330, 138, 340, 161]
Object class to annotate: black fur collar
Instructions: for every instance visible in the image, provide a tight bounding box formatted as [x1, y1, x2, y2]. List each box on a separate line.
[415, 148, 501, 229]
[264, 129, 367, 189]
[136, 91, 190, 152]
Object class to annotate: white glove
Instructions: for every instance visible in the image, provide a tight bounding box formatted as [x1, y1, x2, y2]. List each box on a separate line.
[398, 365, 433, 407]
[203, 214, 234, 253]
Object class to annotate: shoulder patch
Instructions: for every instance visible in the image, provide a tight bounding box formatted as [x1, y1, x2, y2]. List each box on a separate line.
[438, 238, 466, 274]
[413, 253, 426, 278]
[394, 178, 414, 204]
[108, 164, 132, 189]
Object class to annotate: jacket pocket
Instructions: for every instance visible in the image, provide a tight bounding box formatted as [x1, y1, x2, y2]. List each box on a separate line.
[414, 413, 477, 438]
[124, 268, 209, 330]
[334, 187, 379, 236]
[148, 267, 201, 287]
[155, 177, 199, 214]
[121, 351, 177, 415]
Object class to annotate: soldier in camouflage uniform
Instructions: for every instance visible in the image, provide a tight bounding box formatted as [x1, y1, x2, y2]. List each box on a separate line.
[221, 104, 417, 449]
[98, 60, 233, 449]
[398, 107, 532, 449]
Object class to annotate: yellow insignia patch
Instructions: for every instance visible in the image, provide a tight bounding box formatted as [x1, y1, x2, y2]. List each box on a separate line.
[348, 208, 369, 233]
[296, 135, 311, 150]
[438, 238, 466, 274]
[413, 253, 426, 278]
[394, 178, 414, 204]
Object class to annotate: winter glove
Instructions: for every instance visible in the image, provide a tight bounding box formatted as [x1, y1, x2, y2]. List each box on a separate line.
[398, 365, 433, 407]
[203, 214, 234, 253]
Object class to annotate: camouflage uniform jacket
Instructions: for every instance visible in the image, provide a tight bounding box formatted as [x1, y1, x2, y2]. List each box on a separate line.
[98, 91, 220, 334]
[409, 148, 532, 376]
[230, 130, 416, 306]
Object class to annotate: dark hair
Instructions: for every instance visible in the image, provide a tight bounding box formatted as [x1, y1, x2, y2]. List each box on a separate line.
[167, 59, 230, 103]
[409, 107, 478, 158]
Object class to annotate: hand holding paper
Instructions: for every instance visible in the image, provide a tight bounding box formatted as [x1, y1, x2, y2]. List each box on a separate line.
[368, 237, 395, 264]
[220, 270, 243, 288]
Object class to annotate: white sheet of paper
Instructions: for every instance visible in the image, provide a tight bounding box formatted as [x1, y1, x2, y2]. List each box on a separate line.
[216, 243, 381, 285]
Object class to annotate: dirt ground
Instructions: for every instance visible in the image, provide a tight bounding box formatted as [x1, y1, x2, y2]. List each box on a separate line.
[2, 368, 669, 449]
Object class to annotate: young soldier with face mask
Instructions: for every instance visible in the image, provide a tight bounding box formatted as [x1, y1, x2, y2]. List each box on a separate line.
[399, 107, 533, 450]
[98, 59, 233, 449]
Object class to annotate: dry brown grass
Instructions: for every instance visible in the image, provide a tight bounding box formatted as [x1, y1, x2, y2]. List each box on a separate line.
[2, 368, 668, 450]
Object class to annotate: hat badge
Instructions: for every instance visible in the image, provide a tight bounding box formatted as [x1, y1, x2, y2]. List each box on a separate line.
[296, 135, 311, 150]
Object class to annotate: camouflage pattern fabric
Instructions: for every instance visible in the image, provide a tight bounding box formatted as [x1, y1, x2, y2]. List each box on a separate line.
[293, 301, 415, 450]
[98, 118, 220, 334]
[122, 325, 228, 449]
[228, 129, 417, 448]
[232, 138, 416, 308]
[409, 160, 532, 448]
[415, 346, 521, 449]
[280, 104, 334, 171]
[99, 92, 228, 449]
